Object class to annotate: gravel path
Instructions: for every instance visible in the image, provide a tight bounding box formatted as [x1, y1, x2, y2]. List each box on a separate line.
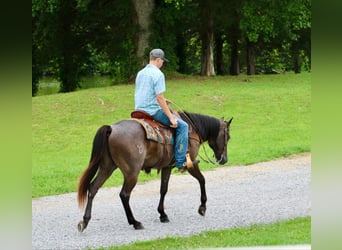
[32, 153, 311, 250]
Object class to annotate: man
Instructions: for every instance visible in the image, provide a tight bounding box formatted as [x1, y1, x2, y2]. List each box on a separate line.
[134, 48, 197, 171]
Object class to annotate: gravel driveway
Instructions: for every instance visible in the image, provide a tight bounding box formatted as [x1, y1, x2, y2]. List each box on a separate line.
[32, 153, 311, 250]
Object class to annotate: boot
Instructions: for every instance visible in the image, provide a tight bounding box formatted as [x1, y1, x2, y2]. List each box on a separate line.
[179, 153, 200, 172]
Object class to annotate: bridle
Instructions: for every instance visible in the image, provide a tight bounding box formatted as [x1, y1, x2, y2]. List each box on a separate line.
[194, 121, 228, 166]
[216, 125, 228, 164]
[168, 100, 228, 166]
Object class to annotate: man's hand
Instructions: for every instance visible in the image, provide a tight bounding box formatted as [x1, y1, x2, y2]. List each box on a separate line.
[169, 117, 178, 128]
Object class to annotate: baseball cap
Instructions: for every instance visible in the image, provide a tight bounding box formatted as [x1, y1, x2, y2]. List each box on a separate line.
[150, 48, 169, 62]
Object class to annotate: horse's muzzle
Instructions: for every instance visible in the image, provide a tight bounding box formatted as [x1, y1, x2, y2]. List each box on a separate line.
[217, 155, 227, 165]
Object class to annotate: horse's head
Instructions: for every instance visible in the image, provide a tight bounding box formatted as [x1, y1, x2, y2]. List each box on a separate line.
[208, 117, 233, 165]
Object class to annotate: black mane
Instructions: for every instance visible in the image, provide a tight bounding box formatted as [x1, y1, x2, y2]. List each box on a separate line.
[179, 111, 220, 142]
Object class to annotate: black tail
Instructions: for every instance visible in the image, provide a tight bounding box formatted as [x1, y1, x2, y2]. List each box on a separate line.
[77, 125, 112, 208]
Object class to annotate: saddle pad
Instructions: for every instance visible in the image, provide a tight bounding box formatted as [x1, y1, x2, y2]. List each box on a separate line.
[131, 118, 174, 145]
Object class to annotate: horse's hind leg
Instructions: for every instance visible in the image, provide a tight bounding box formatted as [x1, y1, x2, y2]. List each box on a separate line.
[78, 165, 116, 232]
[119, 172, 143, 229]
[158, 167, 172, 223]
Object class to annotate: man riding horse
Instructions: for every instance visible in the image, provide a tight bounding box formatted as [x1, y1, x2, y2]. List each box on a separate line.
[76, 48, 233, 231]
[134, 48, 199, 172]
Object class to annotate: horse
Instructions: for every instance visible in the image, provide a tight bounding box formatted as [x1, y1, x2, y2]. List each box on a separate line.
[77, 111, 233, 231]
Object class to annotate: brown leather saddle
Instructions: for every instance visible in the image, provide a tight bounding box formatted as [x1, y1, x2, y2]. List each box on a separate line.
[131, 110, 175, 145]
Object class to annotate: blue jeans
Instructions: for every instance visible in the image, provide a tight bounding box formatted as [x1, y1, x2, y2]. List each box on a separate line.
[152, 109, 189, 168]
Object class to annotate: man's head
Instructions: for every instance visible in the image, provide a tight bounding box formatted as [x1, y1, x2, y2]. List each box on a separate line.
[149, 48, 169, 68]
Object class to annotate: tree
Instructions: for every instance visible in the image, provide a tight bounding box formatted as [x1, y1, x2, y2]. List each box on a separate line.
[199, 0, 215, 76]
[32, 0, 139, 94]
[240, 0, 277, 75]
[240, 0, 311, 75]
[285, 0, 311, 73]
[150, 0, 193, 72]
[79, 0, 138, 82]
[32, 0, 86, 93]
[57, 0, 82, 92]
[226, 0, 242, 75]
[228, 21, 241, 75]
[32, 0, 60, 95]
[133, 0, 155, 66]
[32, 0, 311, 95]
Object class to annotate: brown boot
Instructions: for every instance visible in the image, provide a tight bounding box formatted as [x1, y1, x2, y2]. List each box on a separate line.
[185, 153, 200, 168]
[178, 160, 200, 172]
[179, 154, 200, 172]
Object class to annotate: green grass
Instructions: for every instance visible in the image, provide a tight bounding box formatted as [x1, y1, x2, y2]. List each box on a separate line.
[94, 217, 310, 250]
[32, 72, 311, 198]
[36, 75, 114, 96]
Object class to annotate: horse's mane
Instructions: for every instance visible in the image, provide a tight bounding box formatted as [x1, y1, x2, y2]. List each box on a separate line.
[179, 111, 220, 142]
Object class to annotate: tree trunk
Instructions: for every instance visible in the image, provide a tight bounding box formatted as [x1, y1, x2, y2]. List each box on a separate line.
[200, 31, 215, 76]
[133, 0, 155, 65]
[176, 33, 187, 73]
[229, 23, 240, 75]
[246, 38, 256, 75]
[291, 41, 301, 73]
[199, 0, 215, 76]
[58, 0, 79, 92]
[215, 33, 224, 75]
[227, 2, 242, 75]
[230, 40, 240, 75]
[293, 54, 301, 73]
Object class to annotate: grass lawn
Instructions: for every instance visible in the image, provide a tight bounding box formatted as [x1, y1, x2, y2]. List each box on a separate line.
[95, 217, 310, 250]
[32, 72, 311, 198]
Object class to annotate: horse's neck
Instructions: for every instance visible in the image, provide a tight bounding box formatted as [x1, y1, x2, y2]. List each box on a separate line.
[191, 124, 215, 144]
[188, 125, 203, 143]
[180, 111, 219, 142]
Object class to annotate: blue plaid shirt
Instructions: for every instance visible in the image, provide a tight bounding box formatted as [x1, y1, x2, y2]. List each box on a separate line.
[134, 64, 166, 115]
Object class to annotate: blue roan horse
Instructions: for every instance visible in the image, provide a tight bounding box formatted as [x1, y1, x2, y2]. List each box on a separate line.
[77, 111, 233, 231]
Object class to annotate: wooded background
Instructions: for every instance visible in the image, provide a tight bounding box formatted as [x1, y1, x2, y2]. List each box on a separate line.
[32, 0, 311, 95]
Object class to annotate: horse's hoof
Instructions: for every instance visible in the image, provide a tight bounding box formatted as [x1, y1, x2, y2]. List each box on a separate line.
[78, 221, 86, 232]
[198, 206, 206, 216]
[160, 215, 169, 223]
[134, 222, 144, 230]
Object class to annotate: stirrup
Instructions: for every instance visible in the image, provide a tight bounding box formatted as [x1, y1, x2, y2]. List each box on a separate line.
[185, 153, 193, 168]
[185, 153, 199, 169]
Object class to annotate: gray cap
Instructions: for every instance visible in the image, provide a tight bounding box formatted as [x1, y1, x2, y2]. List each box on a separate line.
[150, 48, 169, 62]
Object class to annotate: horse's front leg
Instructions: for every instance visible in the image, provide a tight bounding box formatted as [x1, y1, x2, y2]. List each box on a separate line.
[158, 166, 172, 223]
[188, 165, 207, 216]
[187, 139, 206, 216]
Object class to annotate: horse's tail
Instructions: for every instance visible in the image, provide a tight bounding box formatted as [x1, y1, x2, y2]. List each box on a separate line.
[77, 125, 112, 209]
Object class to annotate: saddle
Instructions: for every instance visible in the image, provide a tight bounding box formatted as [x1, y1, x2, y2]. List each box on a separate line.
[131, 110, 175, 145]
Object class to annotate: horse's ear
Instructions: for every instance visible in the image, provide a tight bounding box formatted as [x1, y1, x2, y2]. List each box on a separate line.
[220, 117, 224, 121]
[227, 117, 233, 126]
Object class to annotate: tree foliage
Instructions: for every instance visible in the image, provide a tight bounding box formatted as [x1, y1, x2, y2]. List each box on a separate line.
[32, 0, 311, 95]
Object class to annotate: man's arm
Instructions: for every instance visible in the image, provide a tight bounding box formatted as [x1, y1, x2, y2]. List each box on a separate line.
[156, 93, 178, 128]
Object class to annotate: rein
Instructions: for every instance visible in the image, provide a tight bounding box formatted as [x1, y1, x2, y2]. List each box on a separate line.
[168, 100, 221, 166]
[199, 144, 220, 165]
